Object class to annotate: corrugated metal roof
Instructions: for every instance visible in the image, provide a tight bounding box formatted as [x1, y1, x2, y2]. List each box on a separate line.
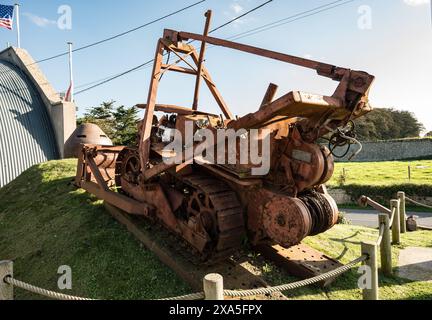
[0, 60, 59, 188]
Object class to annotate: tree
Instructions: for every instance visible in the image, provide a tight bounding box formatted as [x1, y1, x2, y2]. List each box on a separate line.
[112, 105, 140, 146]
[354, 108, 424, 141]
[77, 101, 140, 146]
[426, 131, 432, 138]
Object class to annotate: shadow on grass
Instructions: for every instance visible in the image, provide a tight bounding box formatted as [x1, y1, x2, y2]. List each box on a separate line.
[330, 231, 362, 261]
[0, 161, 191, 300]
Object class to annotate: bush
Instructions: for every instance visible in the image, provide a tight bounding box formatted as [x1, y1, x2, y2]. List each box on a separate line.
[338, 184, 432, 206]
[337, 211, 351, 225]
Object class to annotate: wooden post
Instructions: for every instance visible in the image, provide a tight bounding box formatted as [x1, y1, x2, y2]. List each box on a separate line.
[391, 200, 401, 245]
[379, 214, 392, 276]
[361, 242, 379, 300]
[203, 273, 224, 300]
[0, 261, 13, 300]
[398, 192, 407, 234]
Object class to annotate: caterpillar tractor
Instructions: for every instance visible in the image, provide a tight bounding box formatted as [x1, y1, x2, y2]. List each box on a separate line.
[75, 11, 375, 263]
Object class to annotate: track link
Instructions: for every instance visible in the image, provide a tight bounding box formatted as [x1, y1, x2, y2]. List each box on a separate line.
[181, 174, 246, 260]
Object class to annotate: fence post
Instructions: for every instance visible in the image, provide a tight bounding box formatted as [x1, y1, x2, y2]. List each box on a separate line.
[397, 192, 407, 234]
[361, 242, 379, 300]
[0, 261, 13, 300]
[203, 274, 224, 300]
[391, 200, 401, 245]
[379, 214, 392, 276]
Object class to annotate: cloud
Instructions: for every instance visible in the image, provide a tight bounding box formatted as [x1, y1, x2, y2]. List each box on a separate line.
[230, 3, 244, 14]
[23, 12, 56, 27]
[403, 0, 430, 6]
[223, 0, 254, 28]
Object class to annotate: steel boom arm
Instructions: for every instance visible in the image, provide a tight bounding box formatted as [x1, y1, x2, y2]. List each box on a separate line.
[176, 31, 344, 81]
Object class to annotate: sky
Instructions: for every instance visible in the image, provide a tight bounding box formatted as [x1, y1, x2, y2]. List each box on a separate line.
[1, 0, 431, 132]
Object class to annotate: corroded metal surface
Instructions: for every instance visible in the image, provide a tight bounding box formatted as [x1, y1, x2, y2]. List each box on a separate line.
[255, 244, 344, 287]
[75, 11, 374, 267]
[65, 124, 113, 158]
[104, 203, 287, 300]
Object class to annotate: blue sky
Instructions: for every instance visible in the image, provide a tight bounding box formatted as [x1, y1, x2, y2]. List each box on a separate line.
[1, 0, 432, 131]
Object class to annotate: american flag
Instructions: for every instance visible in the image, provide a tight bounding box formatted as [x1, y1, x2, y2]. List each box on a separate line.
[0, 4, 14, 30]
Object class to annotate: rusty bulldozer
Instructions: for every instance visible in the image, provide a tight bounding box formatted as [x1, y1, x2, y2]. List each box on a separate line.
[75, 11, 375, 263]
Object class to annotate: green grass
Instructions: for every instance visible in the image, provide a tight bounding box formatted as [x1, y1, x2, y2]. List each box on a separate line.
[0, 160, 431, 300]
[246, 225, 432, 300]
[0, 160, 190, 300]
[329, 160, 432, 187]
[327, 160, 432, 205]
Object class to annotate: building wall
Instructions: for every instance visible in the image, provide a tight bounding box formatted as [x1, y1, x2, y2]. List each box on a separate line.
[0, 47, 77, 188]
[0, 60, 59, 187]
[0, 47, 76, 159]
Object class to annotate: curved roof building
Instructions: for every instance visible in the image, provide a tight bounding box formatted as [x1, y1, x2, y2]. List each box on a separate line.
[0, 47, 76, 188]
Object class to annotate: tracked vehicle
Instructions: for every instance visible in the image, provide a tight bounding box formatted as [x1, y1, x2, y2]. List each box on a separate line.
[75, 11, 374, 262]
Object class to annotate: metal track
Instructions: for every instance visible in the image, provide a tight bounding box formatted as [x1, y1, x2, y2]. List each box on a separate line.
[104, 202, 287, 300]
[181, 174, 246, 261]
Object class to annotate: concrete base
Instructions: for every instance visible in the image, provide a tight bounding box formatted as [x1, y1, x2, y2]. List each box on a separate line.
[398, 247, 432, 282]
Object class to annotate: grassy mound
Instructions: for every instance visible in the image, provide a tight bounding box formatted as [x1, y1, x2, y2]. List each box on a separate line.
[0, 160, 190, 300]
[0, 160, 431, 300]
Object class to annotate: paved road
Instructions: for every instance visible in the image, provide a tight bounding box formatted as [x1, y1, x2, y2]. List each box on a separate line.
[343, 209, 432, 228]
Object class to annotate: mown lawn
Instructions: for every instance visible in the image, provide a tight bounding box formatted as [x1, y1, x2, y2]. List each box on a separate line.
[329, 160, 432, 187]
[0, 160, 190, 300]
[0, 160, 431, 300]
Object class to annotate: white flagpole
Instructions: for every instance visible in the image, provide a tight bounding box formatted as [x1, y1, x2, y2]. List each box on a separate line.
[67, 42, 74, 102]
[14, 3, 20, 48]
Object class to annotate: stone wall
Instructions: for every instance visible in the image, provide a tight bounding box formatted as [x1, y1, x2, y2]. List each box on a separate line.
[334, 139, 432, 162]
[328, 188, 432, 207]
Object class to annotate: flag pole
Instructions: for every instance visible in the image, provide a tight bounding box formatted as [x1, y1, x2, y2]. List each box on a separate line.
[67, 42, 74, 102]
[14, 3, 20, 48]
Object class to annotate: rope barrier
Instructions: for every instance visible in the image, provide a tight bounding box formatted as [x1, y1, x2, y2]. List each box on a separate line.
[3, 255, 367, 301]
[389, 208, 397, 227]
[406, 197, 432, 210]
[223, 256, 367, 298]
[158, 292, 205, 301]
[376, 224, 385, 246]
[4, 276, 95, 301]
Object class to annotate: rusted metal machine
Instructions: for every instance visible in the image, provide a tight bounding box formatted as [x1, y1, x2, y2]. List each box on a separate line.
[75, 11, 375, 263]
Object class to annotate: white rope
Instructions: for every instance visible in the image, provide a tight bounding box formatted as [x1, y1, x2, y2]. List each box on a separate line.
[376, 224, 385, 246]
[3, 256, 367, 301]
[5, 275, 205, 301]
[223, 256, 367, 298]
[389, 207, 397, 227]
[406, 197, 432, 210]
[157, 292, 205, 301]
[4, 277, 95, 300]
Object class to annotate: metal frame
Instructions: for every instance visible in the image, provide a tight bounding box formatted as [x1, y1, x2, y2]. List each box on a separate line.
[137, 10, 375, 181]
